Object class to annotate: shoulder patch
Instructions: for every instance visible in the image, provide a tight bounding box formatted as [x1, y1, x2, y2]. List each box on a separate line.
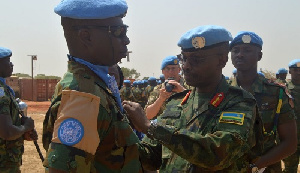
[58, 118, 84, 146]
[0, 87, 4, 97]
[219, 112, 245, 125]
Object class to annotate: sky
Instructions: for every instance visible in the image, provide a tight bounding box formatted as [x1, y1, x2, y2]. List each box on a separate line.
[1, 0, 300, 79]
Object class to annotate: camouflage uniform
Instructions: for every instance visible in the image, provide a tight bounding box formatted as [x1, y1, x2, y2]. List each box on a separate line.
[119, 86, 134, 101]
[283, 81, 300, 173]
[42, 61, 143, 172]
[132, 87, 147, 108]
[275, 79, 287, 85]
[0, 80, 23, 173]
[144, 85, 155, 99]
[139, 77, 264, 172]
[231, 75, 295, 173]
[145, 77, 189, 119]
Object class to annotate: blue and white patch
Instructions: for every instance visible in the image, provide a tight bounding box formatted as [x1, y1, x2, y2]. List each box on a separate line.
[0, 87, 5, 98]
[58, 118, 84, 146]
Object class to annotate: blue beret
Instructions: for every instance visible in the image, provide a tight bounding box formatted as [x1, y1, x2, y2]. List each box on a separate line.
[148, 77, 156, 81]
[124, 80, 130, 84]
[276, 72, 279, 75]
[230, 31, 263, 50]
[288, 59, 300, 68]
[54, 0, 128, 19]
[159, 74, 165, 79]
[177, 25, 232, 50]
[232, 69, 237, 74]
[161, 56, 179, 70]
[225, 76, 230, 80]
[278, 68, 288, 74]
[0, 47, 12, 59]
[132, 81, 137, 85]
[258, 71, 265, 77]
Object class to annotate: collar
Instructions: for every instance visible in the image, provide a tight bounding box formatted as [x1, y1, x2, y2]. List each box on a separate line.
[231, 75, 265, 94]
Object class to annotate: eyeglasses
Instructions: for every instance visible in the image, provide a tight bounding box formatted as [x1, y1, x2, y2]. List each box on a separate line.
[73, 25, 128, 38]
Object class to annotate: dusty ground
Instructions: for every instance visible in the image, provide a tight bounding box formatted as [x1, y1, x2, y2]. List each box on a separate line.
[20, 101, 300, 172]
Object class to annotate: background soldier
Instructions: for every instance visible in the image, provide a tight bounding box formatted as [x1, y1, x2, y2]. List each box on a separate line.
[145, 77, 157, 98]
[120, 79, 134, 101]
[230, 31, 297, 172]
[283, 59, 300, 173]
[42, 0, 143, 172]
[0, 47, 36, 173]
[123, 25, 264, 172]
[276, 68, 288, 84]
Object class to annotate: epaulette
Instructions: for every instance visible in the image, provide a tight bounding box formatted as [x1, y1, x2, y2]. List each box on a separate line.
[228, 85, 255, 100]
[166, 89, 191, 102]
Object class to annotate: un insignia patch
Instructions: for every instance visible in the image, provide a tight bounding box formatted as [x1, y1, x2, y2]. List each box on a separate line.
[58, 118, 84, 146]
[219, 112, 245, 125]
[0, 87, 5, 98]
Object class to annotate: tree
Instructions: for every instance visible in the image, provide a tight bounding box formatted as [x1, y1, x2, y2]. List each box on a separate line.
[121, 67, 140, 79]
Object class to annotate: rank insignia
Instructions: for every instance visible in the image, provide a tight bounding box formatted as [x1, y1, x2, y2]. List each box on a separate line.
[58, 118, 84, 146]
[192, 37, 205, 49]
[219, 112, 245, 125]
[181, 91, 191, 105]
[210, 92, 224, 107]
[242, 35, 251, 43]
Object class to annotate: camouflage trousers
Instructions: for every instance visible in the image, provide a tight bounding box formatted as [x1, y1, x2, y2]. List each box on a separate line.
[0, 167, 21, 173]
[282, 145, 300, 173]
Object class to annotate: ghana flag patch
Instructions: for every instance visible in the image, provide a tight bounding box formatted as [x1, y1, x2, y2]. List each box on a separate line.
[219, 112, 245, 125]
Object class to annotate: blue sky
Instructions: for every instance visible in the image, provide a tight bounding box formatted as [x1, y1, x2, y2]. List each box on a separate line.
[1, 0, 300, 79]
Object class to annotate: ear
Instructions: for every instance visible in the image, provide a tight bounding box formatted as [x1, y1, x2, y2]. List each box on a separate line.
[78, 29, 92, 47]
[257, 51, 263, 61]
[218, 54, 228, 68]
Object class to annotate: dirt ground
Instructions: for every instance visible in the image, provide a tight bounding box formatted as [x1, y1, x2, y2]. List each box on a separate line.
[20, 101, 300, 172]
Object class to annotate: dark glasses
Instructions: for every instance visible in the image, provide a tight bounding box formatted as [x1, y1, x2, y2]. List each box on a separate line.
[73, 25, 128, 38]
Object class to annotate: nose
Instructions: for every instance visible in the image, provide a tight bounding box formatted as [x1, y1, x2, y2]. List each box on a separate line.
[123, 36, 130, 45]
[10, 62, 14, 67]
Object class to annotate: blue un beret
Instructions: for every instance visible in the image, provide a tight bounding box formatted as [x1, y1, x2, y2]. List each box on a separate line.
[54, 0, 128, 19]
[177, 25, 232, 51]
[288, 59, 300, 68]
[161, 56, 179, 70]
[232, 69, 237, 74]
[230, 31, 263, 50]
[148, 77, 156, 81]
[159, 74, 165, 79]
[0, 47, 12, 59]
[278, 68, 288, 74]
[124, 80, 130, 84]
[258, 71, 265, 77]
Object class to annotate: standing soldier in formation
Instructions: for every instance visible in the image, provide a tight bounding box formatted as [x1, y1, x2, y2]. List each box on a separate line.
[145, 77, 157, 98]
[283, 59, 300, 173]
[159, 74, 165, 83]
[123, 25, 264, 172]
[145, 55, 187, 120]
[230, 31, 297, 172]
[276, 68, 288, 85]
[120, 79, 134, 101]
[42, 0, 143, 172]
[0, 47, 36, 173]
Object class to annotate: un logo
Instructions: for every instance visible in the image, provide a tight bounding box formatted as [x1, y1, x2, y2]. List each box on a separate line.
[58, 118, 84, 146]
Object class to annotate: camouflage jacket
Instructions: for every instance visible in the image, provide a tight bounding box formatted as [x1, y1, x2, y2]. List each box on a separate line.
[231, 75, 295, 153]
[145, 77, 190, 119]
[145, 85, 155, 99]
[42, 61, 142, 172]
[0, 80, 23, 168]
[119, 86, 134, 101]
[286, 81, 300, 144]
[139, 77, 264, 172]
[132, 87, 147, 108]
[275, 79, 287, 85]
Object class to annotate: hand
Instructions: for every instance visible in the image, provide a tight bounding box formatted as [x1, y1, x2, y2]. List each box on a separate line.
[122, 101, 151, 133]
[24, 129, 38, 141]
[22, 116, 35, 132]
[167, 80, 186, 93]
[159, 88, 173, 101]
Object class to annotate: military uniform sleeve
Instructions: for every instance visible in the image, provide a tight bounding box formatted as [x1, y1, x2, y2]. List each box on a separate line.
[138, 137, 162, 171]
[0, 94, 11, 115]
[278, 89, 295, 125]
[150, 98, 258, 170]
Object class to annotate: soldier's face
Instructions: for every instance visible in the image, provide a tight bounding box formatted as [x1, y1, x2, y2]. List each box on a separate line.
[162, 65, 181, 81]
[278, 73, 287, 80]
[0, 57, 13, 78]
[289, 68, 300, 83]
[81, 17, 130, 66]
[181, 49, 224, 87]
[231, 44, 262, 72]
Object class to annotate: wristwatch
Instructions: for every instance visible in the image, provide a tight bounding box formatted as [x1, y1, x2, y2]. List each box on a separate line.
[249, 163, 259, 173]
[146, 120, 158, 138]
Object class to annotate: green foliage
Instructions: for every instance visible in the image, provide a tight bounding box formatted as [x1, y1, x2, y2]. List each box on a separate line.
[34, 74, 61, 80]
[13, 73, 31, 78]
[121, 67, 140, 79]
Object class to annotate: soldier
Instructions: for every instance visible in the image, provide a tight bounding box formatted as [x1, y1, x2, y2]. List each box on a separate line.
[145, 77, 157, 98]
[0, 47, 36, 172]
[159, 74, 165, 83]
[282, 59, 300, 173]
[145, 55, 187, 120]
[276, 68, 288, 85]
[42, 0, 143, 172]
[120, 79, 134, 101]
[232, 68, 237, 77]
[123, 25, 264, 172]
[230, 31, 297, 172]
